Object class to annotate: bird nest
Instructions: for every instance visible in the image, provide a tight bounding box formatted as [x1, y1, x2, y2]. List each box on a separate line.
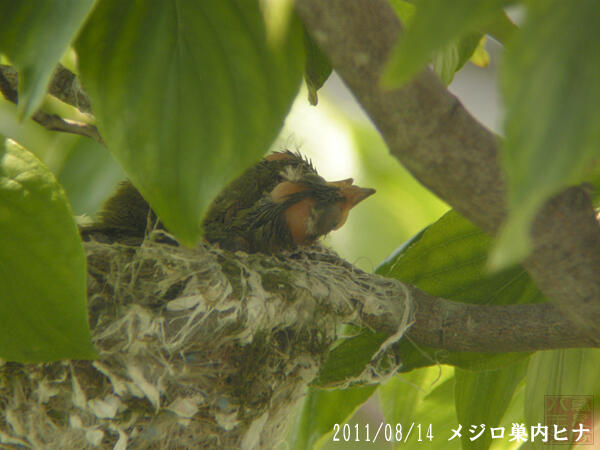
[0, 230, 412, 449]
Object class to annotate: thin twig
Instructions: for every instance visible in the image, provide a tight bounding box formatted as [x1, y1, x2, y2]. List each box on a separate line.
[32, 110, 104, 145]
[0, 64, 103, 145]
[49, 63, 92, 114]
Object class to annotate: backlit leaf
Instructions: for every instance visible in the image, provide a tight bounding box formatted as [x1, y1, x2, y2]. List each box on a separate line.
[75, 0, 303, 245]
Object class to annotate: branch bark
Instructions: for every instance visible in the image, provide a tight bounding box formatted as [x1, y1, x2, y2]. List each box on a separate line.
[407, 288, 600, 352]
[0, 64, 102, 144]
[295, 0, 600, 339]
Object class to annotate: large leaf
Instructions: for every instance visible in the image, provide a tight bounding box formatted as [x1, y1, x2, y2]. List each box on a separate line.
[290, 385, 377, 450]
[383, 0, 509, 86]
[377, 209, 544, 369]
[0, 140, 95, 362]
[492, 0, 600, 268]
[380, 366, 456, 448]
[378, 210, 544, 303]
[455, 360, 528, 450]
[0, 0, 95, 118]
[75, 0, 304, 245]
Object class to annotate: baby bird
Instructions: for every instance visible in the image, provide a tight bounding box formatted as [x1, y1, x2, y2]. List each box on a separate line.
[83, 151, 375, 253]
[204, 151, 375, 252]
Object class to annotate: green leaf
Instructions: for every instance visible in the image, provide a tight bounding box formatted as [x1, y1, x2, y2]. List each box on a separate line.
[455, 360, 527, 450]
[377, 210, 543, 370]
[379, 210, 544, 304]
[383, 0, 509, 86]
[387, 0, 416, 27]
[314, 330, 388, 387]
[525, 349, 600, 449]
[493, 0, 600, 268]
[0, 0, 95, 118]
[480, 10, 518, 45]
[380, 366, 456, 448]
[0, 140, 95, 362]
[290, 385, 377, 450]
[75, 0, 304, 245]
[432, 32, 483, 85]
[55, 136, 125, 216]
[303, 28, 332, 106]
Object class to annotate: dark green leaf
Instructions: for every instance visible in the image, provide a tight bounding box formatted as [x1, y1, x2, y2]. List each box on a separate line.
[313, 330, 388, 387]
[303, 28, 332, 106]
[0, 1, 94, 118]
[290, 385, 377, 450]
[377, 210, 543, 369]
[383, 0, 509, 86]
[75, 0, 304, 245]
[379, 210, 544, 304]
[455, 360, 527, 450]
[493, 0, 600, 268]
[0, 140, 95, 362]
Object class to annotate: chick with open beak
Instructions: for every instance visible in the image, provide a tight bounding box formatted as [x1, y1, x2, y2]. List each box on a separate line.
[203, 151, 375, 253]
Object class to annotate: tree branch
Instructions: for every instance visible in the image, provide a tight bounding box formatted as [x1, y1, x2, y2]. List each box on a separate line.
[2, 235, 596, 448]
[48, 63, 93, 114]
[295, 0, 600, 339]
[32, 109, 104, 144]
[0, 64, 102, 144]
[407, 287, 600, 352]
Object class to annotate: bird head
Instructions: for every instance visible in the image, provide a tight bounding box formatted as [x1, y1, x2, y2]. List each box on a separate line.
[269, 171, 375, 247]
[203, 150, 375, 253]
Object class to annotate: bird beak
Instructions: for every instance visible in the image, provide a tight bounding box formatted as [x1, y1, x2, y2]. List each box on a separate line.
[327, 178, 354, 188]
[340, 185, 376, 207]
[332, 184, 376, 230]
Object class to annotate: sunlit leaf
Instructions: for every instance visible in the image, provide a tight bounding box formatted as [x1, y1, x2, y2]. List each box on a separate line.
[380, 366, 456, 449]
[0, 0, 94, 118]
[0, 140, 95, 362]
[387, 0, 416, 26]
[469, 36, 490, 67]
[75, 0, 304, 245]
